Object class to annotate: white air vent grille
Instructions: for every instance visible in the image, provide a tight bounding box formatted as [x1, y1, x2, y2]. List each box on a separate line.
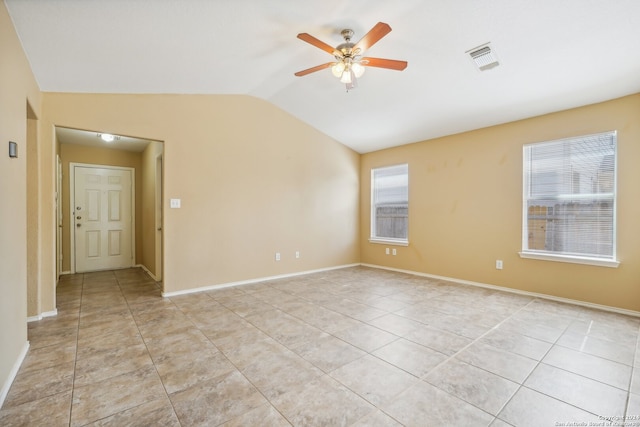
[468, 43, 499, 71]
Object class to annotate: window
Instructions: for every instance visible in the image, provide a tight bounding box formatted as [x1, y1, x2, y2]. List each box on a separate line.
[370, 164, 408, 245]
[521, 131, 618, 267]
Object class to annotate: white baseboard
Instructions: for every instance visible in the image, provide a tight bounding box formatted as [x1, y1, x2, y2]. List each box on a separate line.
[162, 263, 361, 298]
[26, 309, 58, 323]
[361, 263, 640, 318]
[58, 271, 72, 276]
[0, 341, 29, 408]
[135, 264, 159, 281]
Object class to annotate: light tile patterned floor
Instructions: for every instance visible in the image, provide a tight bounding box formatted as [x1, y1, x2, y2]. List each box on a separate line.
[1, 266, 639, 426]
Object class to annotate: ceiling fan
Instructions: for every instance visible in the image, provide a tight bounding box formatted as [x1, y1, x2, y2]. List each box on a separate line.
[295, 22, 408, 91]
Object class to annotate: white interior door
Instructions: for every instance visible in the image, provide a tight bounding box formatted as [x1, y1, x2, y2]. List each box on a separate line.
[73, 165, 133, 272]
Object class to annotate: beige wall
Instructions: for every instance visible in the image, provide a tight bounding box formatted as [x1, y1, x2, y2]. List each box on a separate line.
[59, 143, 144, 272]
[0, 0, 42, 402]
[42, 93, 361, 295]
[141, 141, 163, 279]
[26, 113, 40, 317]
[361, 94, 640, 312]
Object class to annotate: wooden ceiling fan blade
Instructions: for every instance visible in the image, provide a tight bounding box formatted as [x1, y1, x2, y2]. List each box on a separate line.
[297, 33, 338, 55]
[294, 62, 334, 77]
[353, 22, 392, 53]
[362, 57, 408, 71]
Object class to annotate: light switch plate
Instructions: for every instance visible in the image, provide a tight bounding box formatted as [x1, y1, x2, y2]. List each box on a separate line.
[170, 198, 181, 208]
[9, 141, 17, 158]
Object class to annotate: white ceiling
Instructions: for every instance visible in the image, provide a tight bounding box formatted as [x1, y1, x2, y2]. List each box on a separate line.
[6, 0, 640, 153]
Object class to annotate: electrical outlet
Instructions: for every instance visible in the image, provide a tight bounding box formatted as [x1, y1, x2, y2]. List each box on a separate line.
[385, 248, 390, 255]
[392, 248, 397, 256]
[295, 251, 300, 259]
[275, 252, 281, 261]
[496, 260, 503, 270]
[170, 198, 181, 208]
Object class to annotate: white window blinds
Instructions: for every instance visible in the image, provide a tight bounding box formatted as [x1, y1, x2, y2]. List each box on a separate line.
[522, 131, 616, 261]
[371, 164, 408, 242]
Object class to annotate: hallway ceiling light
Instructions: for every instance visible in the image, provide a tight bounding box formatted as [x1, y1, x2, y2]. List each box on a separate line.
[98, 133, 117, 142]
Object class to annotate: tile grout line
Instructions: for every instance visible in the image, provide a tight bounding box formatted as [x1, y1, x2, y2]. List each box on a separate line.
[215, 275, 418, 424]
[67, 272, 86, 427]
[72, 271, 133, 426]
[623, 322, 640, 420]
[379, 296, 545, 424]
[165, 280, 289, 425]
[239, 273, 514, 424]
[490, 298, 577, 423]
[119, 271, 186, 427]
[70, 270, 179, 426]
[252, 276, 395, 425]
[490, 301, 639, 422]
[262, 274, 501, 424]
[195, 282, 298, 426]
[377, 293, 622, 424]
[328, 275, 521, 425]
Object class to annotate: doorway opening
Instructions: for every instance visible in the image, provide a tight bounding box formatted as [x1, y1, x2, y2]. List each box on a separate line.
[56, 127, 164, 281]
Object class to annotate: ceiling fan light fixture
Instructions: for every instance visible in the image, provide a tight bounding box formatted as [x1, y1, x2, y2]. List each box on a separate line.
[331, 61, 345, 77]
[352, 62, 365, 78]
[340, 70, 352, 84]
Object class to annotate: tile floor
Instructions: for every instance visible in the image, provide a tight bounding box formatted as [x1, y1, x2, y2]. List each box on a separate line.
[1, 266, 639, 426]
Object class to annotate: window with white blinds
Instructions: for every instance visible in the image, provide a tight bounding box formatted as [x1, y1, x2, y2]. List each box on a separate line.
[370, 164, 408, 244]
[521, 131, 618, 266]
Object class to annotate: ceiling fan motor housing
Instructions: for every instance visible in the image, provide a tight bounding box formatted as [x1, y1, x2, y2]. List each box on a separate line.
[341, 29, 354, 41]
[336, 29, 357, 59]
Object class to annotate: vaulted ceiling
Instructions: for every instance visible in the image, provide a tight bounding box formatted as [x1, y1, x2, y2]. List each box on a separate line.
[6, 0, 640, 153]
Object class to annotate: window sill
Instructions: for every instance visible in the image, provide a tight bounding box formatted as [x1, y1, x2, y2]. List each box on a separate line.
[369, 238, 409, 247]
[518, 251, 620, 268]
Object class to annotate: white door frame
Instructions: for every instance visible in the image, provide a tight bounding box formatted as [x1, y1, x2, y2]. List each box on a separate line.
[155, 153, 163, 281]
[56, 154, 63, 279]
[69, 162, 136, 274]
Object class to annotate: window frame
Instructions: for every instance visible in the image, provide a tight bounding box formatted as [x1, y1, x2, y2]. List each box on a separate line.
[519, 131, 619, 268]
[369, 163, 409, 246]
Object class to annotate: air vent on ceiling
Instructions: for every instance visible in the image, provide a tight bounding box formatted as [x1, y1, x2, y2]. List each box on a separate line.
[467, 43, 499, 71]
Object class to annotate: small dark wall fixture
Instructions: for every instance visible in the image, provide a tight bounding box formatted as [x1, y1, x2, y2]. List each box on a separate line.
[9, 141, 17, 158]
